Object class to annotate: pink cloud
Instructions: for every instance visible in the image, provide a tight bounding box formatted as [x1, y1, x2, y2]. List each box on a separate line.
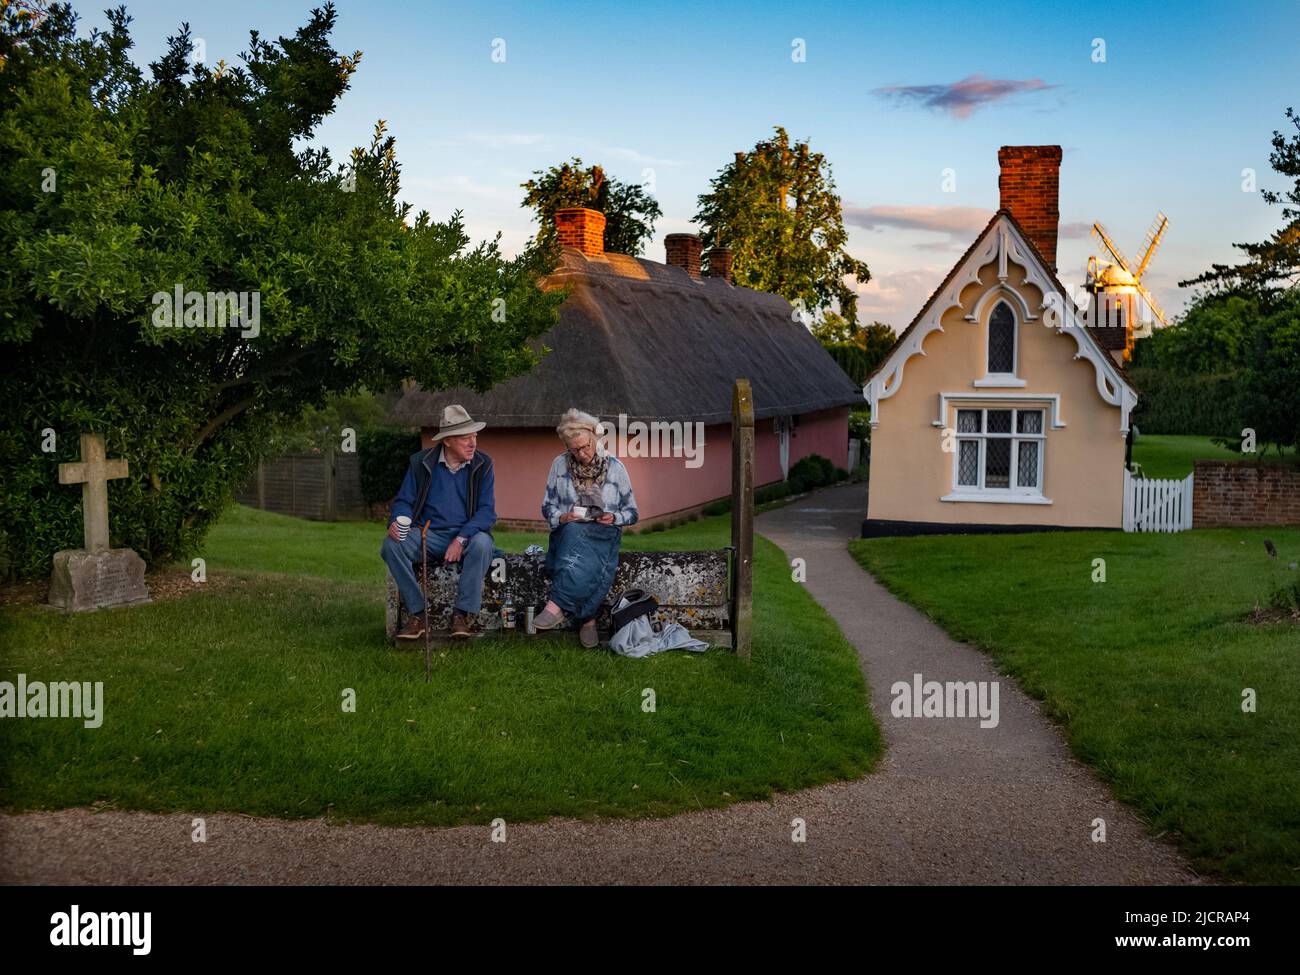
[853, 267, 949, 329]
[845, 204, 994, 239]
[874, 74, 1056, 119]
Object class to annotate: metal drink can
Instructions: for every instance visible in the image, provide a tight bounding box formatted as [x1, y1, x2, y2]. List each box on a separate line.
[525, 606, 536, 635]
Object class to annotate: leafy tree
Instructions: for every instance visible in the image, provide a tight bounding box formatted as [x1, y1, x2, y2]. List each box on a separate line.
[1137, 107, 1300, 455]
[813, 313, 895, 358]
[1129, 294, 1257, 373]
[0, 3, 564, 578]
[1233, 287, 1300, 456]
[1181, 106, 1300, 294]
[272, 388, 395, 454]
[695, 127, 870, 322]
[812, 313, 896, 385]
[521, 157, 662, 255]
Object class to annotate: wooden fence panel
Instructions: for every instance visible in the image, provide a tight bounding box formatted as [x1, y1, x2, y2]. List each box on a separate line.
[234, 452, 367, 521]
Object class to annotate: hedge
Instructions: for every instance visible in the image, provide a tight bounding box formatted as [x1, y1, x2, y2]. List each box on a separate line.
[1128, 368, 1241, 437]
[357, 426, 423, 506]
[699, 453, 849, 515]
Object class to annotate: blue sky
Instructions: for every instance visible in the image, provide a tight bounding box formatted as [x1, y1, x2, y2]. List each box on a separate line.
[74, 0, 1300, 329]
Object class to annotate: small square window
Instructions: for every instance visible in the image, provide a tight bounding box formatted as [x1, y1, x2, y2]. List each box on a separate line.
[1017, 410, 1043, 434]
[987, 410, 1012, 434]
[957, 409, 981, 433]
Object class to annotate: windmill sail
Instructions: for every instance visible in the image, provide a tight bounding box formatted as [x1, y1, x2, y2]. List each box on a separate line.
[1135, 212, 1168, 281]
[1134, 282, 1169, 330]
[1091, 223, 1132, 275]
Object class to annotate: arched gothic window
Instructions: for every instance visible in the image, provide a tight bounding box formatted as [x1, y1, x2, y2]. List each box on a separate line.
[987, 301, 1016, 374]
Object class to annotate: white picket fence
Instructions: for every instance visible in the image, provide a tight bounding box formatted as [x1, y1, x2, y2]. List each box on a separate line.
[1123, 470, 1194, 532]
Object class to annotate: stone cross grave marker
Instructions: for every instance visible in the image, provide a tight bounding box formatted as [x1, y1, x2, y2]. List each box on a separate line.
[59, 432, 127, 552]
[48, 433, 151, 611]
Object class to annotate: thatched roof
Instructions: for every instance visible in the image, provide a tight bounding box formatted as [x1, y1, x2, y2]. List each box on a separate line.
[392, 248, 863, 428]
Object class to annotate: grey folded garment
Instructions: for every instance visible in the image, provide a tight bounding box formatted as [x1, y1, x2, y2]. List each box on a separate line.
[607, 590, 708, 658]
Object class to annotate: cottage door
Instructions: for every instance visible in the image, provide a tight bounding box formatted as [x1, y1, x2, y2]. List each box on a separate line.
[775, 415, 792, 479]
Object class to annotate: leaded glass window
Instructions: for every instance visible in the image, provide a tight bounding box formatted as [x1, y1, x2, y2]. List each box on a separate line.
[987, 302, 1016, 374]
[958, 440, 980, 487]
[951, 406, 1046, 495]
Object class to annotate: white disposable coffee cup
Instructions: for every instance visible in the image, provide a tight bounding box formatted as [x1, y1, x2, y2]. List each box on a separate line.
[395, 515, 411, 540]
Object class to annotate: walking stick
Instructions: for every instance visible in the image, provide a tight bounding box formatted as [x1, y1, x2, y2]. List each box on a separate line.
[422, 520, 431, 683]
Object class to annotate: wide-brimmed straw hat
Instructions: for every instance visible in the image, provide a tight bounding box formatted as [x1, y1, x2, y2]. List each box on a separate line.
[432, 404, 486, 440]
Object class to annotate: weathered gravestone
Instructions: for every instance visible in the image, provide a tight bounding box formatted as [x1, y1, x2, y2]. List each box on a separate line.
[48, 433, 151, 612]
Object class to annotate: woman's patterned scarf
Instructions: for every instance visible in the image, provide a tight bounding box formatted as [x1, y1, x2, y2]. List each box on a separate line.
[566, 450, 609, 505]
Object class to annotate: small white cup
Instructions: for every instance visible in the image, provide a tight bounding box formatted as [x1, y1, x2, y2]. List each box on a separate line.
[395, 515, 411, 541]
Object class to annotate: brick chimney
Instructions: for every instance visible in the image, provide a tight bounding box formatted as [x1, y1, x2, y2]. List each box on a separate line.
[555, 207, 605, 257]
[998, 145, 1062, 271]
[706, 247, 733, 283]
[665, 234, 702, 278]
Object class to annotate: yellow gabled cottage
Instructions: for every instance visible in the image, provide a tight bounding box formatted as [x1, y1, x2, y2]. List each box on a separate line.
[864, 146, 1139, 536]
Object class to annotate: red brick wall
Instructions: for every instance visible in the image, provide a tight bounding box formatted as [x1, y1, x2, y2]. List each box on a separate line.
[555, 207, 605, 256]
[1192, 461, 1300, 527]
[998, 145, 1061, 271]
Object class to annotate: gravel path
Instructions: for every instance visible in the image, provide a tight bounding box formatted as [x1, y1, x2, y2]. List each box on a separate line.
[0, 483, 1198, 884]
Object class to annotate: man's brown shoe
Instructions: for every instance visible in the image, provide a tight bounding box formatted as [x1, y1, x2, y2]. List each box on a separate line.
[450, 610, 473, 639]
[396, 615, 427, 641]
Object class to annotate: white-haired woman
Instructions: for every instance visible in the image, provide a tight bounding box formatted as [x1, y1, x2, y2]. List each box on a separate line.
[534, 408, 639, 647]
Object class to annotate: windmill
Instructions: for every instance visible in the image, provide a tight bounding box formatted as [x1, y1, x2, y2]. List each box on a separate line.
[1086, 212, 1169, 363]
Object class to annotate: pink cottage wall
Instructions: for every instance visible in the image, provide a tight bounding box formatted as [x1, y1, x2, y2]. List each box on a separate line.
[421, 406, 849, 526]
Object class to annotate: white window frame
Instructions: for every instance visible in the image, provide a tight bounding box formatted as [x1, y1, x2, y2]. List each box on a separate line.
[943, 405, 1051, 505]
[974, 300, 1027, 389]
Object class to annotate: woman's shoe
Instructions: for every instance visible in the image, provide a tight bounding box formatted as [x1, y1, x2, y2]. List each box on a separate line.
[579, 619, 598, 648]
[533, 606, 567, 630]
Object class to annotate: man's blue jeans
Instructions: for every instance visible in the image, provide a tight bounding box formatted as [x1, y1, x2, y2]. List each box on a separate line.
[381, 528, 495, 616]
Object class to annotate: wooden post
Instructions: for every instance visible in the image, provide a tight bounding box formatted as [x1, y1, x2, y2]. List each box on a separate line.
[323, 442, 337, 522]
[731, 379, 754, 658]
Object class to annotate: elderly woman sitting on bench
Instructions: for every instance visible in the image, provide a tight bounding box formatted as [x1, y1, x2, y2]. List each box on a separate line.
[534, 408, 639, 647]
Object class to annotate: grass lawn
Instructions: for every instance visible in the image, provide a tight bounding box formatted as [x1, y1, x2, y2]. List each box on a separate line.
[1130, 433, 1296, 480]
[1130, 434, 1240, 479]
[0, 507, 880, 826]
[852, 528, 1300, 885]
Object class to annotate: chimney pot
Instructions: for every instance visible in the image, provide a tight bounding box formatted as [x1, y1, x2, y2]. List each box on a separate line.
[665, 233, 703, 279]
[706, 247, 733, 284]
[555, 207, 606, 257]
[997, 145, 1062, 271]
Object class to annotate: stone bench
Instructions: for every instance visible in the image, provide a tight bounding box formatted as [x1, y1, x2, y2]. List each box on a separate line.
[384, 377, 757, 658]
[385, 549, 732, 648]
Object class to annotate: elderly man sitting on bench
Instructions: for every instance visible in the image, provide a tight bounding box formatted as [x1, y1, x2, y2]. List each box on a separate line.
[382, 405, 496, 640]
